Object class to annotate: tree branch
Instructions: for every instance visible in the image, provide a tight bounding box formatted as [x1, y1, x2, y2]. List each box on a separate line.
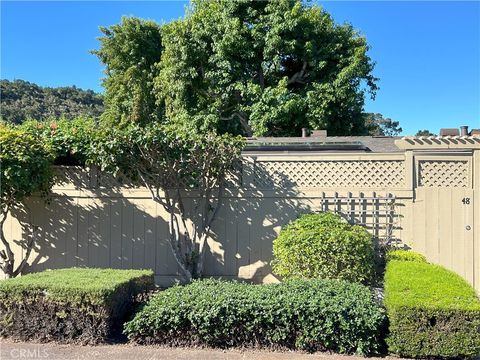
[287, 61, 308, 85]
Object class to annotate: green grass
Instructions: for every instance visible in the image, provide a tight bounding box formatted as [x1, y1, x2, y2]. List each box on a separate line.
[385, 260, 480, 311]
[0, 268, 154, 305]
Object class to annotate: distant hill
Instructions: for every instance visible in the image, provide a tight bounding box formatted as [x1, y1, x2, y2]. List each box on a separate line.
[0, 79, 104, 124]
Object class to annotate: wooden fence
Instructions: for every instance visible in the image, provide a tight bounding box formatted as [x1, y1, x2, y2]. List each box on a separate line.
[3, 137, 480, 290]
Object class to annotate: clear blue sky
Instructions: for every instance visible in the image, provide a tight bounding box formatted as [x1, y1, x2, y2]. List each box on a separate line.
[1, 1, 479, 135]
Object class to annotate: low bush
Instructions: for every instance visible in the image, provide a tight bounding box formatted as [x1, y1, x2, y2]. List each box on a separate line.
[0, 268, 154, 344]
[385, 249, 426, 263]
[124, 278, 385, 355]
[385, 260, 480, 358]
[272, 212, 375, 284]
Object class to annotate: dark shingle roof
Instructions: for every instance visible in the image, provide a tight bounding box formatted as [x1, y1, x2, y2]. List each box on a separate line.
[246, 136, 402, 153]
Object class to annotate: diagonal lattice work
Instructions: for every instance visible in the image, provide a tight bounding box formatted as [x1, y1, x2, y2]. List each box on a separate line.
[254, 160, 406, 188]
[96, 162, 243, 189]
[418, 160, 469, 188]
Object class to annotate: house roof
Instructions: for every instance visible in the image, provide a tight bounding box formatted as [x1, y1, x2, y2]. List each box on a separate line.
[245, 136, 403, 153]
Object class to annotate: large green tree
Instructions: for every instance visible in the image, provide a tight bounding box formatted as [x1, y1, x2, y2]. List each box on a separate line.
[95, 0, 378, 136]
[92, 17, 163, 127]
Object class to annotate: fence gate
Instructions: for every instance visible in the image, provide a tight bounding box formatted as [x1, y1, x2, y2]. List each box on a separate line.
[411, 152, 476, 287]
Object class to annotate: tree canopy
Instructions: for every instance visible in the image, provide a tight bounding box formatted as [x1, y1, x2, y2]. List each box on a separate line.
[92, 17, 163, 128]
[415, 129, 436, 136]
[0, 80, 104, 124]
[363, 113, 402, 136]
[95, 0, 378, 136]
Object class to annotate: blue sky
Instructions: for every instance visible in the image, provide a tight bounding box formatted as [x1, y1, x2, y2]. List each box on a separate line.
[1, 1, 479, 135]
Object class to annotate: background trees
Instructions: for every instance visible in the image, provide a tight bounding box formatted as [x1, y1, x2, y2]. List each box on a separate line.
[0, 80, 103, 124]
[415, 129, 436, 136]
[363, 113, 402, 136]
[0, 124, 54, 277]
[95, 0, 379, 136]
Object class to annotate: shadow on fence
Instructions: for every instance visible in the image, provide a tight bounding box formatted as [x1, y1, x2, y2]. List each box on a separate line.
[8, 166, 401, 284]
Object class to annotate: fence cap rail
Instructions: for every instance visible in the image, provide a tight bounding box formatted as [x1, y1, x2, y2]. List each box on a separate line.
[395, 136, 480, 150]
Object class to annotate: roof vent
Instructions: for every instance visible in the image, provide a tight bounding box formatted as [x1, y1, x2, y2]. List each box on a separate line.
[439, 128, 460, 136]
[460, 126, 469, 136]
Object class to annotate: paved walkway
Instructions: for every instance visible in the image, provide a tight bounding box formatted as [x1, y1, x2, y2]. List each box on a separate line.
[0, 341, 397, 360]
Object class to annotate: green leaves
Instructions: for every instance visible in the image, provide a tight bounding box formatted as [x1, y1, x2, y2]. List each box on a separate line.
[0, 123, 54, 210]
[93, 17, 163, 128]
[124, 278, 385, 355]
[385, 249, 427, 263]
[20, 117, 98, 165]
[272, 212, 376, 284]
[95, 0, 378, 136]
[363, 113, 403, 136]
[93, 124, 245, 190]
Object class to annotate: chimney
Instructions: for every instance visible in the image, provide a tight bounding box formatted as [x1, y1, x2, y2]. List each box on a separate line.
[460, 126, 469, 136]
[439, 128, 460, 136]
[301, 128, 309, 138]
[311, 130, 327, 138]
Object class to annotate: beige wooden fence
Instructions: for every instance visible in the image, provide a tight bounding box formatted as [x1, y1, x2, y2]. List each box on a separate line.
[3, 136, 480, 290]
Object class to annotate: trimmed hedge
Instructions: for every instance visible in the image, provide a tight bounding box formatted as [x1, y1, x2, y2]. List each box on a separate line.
[385, 260, 480, 358]
[272, 212, 375, 284]
[124, 278, 385, 355]
[385, 249, 426, 263]
[0, 268, 154, 343]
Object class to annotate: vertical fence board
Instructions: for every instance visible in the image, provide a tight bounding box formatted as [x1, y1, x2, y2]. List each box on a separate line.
[2, 149, 478, 290]
[110, 200, 122, 268]
[132, 202, 146, 270]
[121, 200, 134, 269]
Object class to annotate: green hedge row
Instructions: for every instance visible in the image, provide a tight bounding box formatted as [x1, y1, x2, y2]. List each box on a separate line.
[0, 268, 154, 343]
[384, 260, 480, 358]
[385, 249, 427, 263]
[124, 278, 385, 355]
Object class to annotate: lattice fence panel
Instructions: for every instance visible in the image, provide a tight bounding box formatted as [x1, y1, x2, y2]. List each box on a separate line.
[418, 160, 469, 188]
[97, 162, 243, 189]
[254, 160, 405, 188]
[316, 193, 399, 247]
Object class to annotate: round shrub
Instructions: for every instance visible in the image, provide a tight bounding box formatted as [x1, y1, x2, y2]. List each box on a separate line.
[272, 212, 375, 284]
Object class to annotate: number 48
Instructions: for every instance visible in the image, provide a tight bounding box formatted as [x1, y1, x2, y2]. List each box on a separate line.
[462, 198, 471, 205]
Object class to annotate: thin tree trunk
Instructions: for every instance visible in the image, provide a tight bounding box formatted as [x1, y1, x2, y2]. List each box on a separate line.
[0, 209, 15, 277]
[196, 185, 225, 276]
